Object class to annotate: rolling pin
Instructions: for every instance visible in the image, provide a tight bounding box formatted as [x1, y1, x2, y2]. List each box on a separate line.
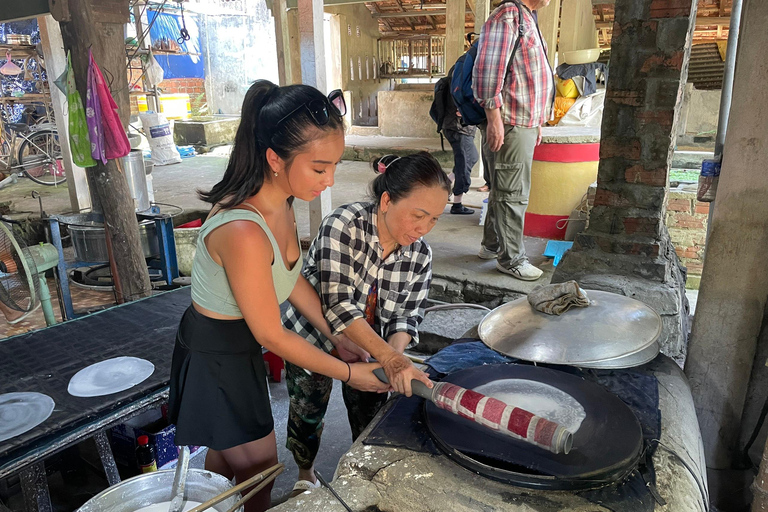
[373, 368, 573, 454]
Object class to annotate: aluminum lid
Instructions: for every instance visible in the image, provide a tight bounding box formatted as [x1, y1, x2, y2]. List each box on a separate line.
[478, 290, 662, 366]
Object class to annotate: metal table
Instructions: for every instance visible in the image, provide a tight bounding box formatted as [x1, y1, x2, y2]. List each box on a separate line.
[0, 287, 191, 511]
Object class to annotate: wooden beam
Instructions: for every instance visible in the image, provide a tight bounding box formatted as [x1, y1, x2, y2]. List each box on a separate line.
[596, 16, 730, 29]
[373, 8, 471, 18]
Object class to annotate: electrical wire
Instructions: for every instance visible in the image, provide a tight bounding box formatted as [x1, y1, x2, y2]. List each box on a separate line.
[177, 1, 191, 45]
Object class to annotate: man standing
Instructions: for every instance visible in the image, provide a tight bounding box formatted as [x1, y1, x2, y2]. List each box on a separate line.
[472, 0, 554, 280]
[443, 93, 479, 215]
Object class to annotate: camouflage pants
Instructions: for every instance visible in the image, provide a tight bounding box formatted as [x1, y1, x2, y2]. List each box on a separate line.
[285, 360, 389, 469]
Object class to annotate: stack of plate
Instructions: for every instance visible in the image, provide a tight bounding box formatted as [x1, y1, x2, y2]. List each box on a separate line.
[478, 290, 662, 369]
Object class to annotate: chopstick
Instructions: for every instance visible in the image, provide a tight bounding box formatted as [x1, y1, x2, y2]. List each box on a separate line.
[224, 466, 284, 512]
[187, 463, 284, 512]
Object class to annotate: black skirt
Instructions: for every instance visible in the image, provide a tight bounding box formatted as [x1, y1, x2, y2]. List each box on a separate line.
[169, 306, 274, 450]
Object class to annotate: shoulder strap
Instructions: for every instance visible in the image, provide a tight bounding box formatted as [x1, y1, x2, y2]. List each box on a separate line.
[503, 0, 526, 77]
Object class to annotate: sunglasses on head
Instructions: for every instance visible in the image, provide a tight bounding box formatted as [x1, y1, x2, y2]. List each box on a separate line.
[275, 89, 347, 128]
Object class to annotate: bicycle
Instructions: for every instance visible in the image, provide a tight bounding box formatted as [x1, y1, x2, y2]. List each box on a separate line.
[0, 116, 65, 186]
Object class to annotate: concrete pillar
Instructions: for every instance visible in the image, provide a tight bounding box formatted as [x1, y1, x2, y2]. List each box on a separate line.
[298, 0, 327, 92]
[273, 0, 295, 86]
[537, 0, 561, 67]
[552, 0, 697, 361]
[474, 0, 490, 31]
[37, 14, 91, 212]
[558, 0, 598, 64]
[445, 0, 465, 69]
[685, 0, 768, 473]
[297, 0, 331, 235]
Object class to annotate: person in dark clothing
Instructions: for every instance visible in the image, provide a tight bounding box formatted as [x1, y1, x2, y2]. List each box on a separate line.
[442, 102, 479, 214]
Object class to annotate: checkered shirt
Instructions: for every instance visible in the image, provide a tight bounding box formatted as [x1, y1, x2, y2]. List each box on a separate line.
[472, 1, 555, 128]
[282, 202, 432, 353]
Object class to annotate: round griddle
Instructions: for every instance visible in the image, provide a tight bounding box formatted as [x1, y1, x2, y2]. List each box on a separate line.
[425, 364, 643, 491]
[478, 290, 662, 367]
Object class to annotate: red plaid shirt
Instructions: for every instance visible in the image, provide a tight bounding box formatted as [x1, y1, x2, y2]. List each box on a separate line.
[472, 1, 554, 128]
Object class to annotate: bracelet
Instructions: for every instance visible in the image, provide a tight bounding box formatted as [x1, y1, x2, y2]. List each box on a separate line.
[344, 362, 351, 383]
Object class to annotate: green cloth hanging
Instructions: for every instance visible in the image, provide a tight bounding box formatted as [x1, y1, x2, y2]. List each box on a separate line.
[66, 51, 96, 168]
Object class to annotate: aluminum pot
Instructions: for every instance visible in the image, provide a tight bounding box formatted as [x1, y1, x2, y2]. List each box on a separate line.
[120, 150, 151, 212]
[70, 220, 160, 262]
[77, 469, 242, 512]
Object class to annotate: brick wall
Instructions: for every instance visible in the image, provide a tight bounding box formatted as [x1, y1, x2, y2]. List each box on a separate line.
[666, 189, 708, 287]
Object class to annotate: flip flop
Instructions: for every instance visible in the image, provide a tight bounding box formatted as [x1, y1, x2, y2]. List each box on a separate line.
[289, 479, 320, 498]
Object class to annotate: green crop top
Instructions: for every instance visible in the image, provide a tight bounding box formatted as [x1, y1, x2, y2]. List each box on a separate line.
[190, 207, 303, 317]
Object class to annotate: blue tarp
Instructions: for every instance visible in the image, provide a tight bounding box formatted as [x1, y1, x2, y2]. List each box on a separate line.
[147, 10, 204, 80]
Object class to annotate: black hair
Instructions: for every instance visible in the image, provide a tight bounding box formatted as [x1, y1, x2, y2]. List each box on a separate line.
[199, 80, 344, 208]
[369, 152, 451, 206]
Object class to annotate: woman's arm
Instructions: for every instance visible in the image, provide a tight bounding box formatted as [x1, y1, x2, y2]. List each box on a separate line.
[287, 276, 371, 362]
[211, 221, 388, 392]
[387, 331, 412, 353]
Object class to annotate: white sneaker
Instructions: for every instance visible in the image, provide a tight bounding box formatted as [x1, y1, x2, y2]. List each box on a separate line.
[478, 246, 498, 260]
[496, 260, 543, 281]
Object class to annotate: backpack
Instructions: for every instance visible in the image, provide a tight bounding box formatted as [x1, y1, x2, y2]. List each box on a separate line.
[449, 0, 525, 126]
[429, 70, 454, 150]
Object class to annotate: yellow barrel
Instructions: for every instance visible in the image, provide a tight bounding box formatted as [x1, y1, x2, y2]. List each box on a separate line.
[524, 140, 599, 239]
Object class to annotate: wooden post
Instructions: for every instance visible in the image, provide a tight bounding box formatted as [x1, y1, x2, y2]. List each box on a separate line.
[445, 0, 465, 67]
[298, 0, 332, 237]
[273, 0, 295, 86]
[58, 0, 151, 302]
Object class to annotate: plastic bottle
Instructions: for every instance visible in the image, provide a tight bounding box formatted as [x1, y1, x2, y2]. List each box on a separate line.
[135, 435, 158, 473]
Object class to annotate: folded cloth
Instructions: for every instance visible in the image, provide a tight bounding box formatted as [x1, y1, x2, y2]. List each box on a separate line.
[527, 281, 590, 315]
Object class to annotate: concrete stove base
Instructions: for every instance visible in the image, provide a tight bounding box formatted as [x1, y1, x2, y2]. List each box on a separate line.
[270, 356, 707, 512]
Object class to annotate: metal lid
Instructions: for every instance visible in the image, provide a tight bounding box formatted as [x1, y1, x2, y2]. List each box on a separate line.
[478, 290, 661, 366]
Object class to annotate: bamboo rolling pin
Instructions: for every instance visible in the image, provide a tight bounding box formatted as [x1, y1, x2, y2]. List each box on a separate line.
[374, 368, 573, 454]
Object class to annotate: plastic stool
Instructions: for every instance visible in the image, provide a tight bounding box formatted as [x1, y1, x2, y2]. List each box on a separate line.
[262, 350, 285, 382]
[543, 240, 574, 266]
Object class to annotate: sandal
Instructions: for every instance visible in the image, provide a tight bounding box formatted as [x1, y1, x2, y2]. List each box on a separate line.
[289, 479, 320, 498]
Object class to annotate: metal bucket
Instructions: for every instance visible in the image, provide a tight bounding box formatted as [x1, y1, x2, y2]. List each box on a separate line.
[70, 220, 160, 262]
[121, 150, 151, 212]
[77, 469, 242, 512]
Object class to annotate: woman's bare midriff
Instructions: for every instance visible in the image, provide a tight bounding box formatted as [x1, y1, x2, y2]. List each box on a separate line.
[192, 301, 244, 320]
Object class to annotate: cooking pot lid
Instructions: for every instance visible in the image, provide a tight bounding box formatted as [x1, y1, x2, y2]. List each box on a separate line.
[478, 290, 661, 365]
[424, 364, 643, 490]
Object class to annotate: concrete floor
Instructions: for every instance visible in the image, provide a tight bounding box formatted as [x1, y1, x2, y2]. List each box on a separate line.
[0, 151, 554, 297]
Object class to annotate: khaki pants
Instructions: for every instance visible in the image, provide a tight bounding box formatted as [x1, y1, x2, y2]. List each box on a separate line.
[480, 124, 538, 269]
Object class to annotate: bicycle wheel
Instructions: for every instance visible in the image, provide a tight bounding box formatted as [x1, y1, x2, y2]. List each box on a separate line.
[18, 130, 66, 185]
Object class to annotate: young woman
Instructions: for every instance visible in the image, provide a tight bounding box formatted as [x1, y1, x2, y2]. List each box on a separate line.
[282, 152, 450, 494]
[168, 80, 389, 512]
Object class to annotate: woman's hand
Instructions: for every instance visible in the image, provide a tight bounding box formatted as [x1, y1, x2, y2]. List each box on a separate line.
[381, 353, 433, 397]
[347, 362, 392, 393]
[334, 332, 371, 363]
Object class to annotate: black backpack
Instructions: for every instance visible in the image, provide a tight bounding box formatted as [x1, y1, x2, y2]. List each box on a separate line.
[429, 66, 455, 150]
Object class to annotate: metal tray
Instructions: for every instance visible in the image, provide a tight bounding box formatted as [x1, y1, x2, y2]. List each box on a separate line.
[478, 290, 661, 366]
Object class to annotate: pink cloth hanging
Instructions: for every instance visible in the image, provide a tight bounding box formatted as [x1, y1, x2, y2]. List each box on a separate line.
[86, 50, 130, 163]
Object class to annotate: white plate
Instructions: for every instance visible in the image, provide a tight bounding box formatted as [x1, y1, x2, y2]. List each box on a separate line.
[68, 356, 155, 398]
[0, 392, 56, 443]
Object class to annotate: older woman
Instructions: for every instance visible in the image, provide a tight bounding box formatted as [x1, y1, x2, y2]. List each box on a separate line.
[282, 151, 451, 494]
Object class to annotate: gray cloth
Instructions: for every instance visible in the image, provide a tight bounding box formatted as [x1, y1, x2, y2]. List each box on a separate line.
[527, 281, 590, 315]
[480, 124, 538, 268]
[556, 62, 608, 96]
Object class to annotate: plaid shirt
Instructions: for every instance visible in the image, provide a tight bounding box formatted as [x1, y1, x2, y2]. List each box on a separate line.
[472, 1, 554, 128]
[282, 202, 432, 353]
